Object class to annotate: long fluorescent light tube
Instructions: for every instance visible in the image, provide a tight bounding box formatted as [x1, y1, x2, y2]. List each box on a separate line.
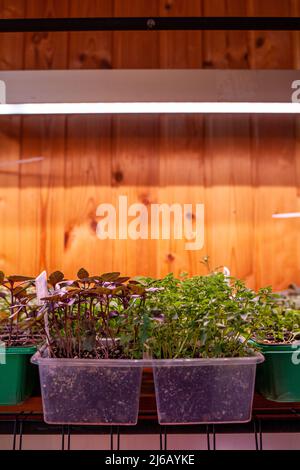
[1, 102, 300, 115]
[272, 213, 300, 219]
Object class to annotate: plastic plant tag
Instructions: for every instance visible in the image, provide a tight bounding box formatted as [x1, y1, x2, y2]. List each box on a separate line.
[35, 270, 48, 305]
[35, 271, 50, 341]
[223, 266, 230, 286]
[0, 80, 6, 104]
[0, 340, 6, 365]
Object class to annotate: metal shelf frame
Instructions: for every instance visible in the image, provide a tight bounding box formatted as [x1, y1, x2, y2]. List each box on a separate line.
[1, 409, 300, 451]
[1, 17, 300, 33]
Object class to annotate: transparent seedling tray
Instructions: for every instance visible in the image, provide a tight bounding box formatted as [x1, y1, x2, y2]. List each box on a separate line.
[31, 350, 144, 425]
[152, 354, 264, 425]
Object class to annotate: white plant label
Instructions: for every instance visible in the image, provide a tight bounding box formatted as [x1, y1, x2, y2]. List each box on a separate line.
[0, 80, 6, 104]
[35, 271, 50, 342]
[35, 270, 48, 305]
[0, 340, 6, 365]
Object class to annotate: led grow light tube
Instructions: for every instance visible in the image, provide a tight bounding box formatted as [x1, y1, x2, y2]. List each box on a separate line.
[1, 70, 300, 115]
[1, 102, 300, 115]
[272, 213, 300, 219]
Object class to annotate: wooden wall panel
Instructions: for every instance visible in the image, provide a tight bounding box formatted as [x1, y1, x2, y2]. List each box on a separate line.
[65, 1, 113, 276]
[248, 0, 294, 69]
[68, 0, 112, 69]
[19, 0, 68, 276]
[64, 116, 113, 276]
[249, 0, 298, 290]
[203, 0, 250, 68]
[252, 116, 298, 289]
[158, 0, 204, 276]
[204, 116, 254, 283]
[111, 0, 160, 277]
[0, 0, 24, 274]
[0, 0, 299, 289]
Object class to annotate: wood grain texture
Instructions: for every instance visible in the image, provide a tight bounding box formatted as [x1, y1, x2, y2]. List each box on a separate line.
[19, 0, 68, 276]
[158, 0, 204, 277]
[111, 0, 160, 277]
[0, 0, 300, 288]
[0, 0, 25, 275]
[66, 1, 113, 276]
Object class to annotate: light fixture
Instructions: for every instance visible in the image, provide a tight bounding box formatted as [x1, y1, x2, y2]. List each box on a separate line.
[0, 70, 299, 115]
[272, 213, 300, 219]
[0, 102, 300, 115]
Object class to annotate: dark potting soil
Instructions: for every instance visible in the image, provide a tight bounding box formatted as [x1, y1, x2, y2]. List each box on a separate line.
[39, 364, 142, 424]
[51, 345, 127, 359]
[154, 364, 256, 424]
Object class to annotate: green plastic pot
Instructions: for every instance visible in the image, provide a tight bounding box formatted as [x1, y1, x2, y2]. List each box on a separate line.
[254, 341, 300, 402]
[0, 346, 37, 405]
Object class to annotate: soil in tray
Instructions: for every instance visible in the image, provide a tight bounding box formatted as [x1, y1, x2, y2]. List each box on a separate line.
[154, 364, 256, 424]
[39, 365, 142, 424]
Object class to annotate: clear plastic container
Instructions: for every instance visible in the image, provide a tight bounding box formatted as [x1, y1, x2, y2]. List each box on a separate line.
[152, 354, 264, 425]
[31, 350, 144, 425]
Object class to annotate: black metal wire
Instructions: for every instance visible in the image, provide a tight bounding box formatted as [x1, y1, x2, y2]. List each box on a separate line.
[12, 412, 24, 451]
[253, 419, 259, 451]
[212, 424, 216, 450]
[12, 418, 17, 451]
[253, 417, 263, 451]
[67, 425, 71, 451]
[206, 425, 210, 451]
[117, 426, 120, 451]
[159, 427, 163, 450]
[0, 17, 300, 33]
[61, 425, 65, 451]
[258, 419, 263, 451]
[18, 420, 23, 451]
[164, 426, 167, 451]
[110, 426, 114, 451]
[3, 409, 300, 451]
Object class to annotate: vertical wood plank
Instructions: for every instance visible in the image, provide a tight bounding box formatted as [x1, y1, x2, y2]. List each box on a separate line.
[159, 0, 202, 68]
[20, 117, 66, 274]
[204, 116, 254, 283]
[20, 0, 69, 275]
[251, 116, 298, 289]
[68, 0, 112, 69]
[64, 116, 113, 277]
[113, 0, 159, 69]
[158, 0, 205, 277]
[203, 0, 249, 68]
[247, 0, 293, 69]
[65, 0, 113, 277]
[0, 0, 25, 274]
[111, 0, 160, 277]
[0, 0, 24, 70]
[249, 0, 297, 288]
[202, 0, 254, 283]
[24, 0, 69, 70]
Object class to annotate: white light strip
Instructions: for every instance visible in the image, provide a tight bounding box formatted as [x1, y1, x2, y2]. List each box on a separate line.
[272, 212, 300, 219]
[0, 102, 300, 115]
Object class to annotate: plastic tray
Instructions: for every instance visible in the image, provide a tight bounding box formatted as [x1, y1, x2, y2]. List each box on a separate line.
[152, 354, 264, 424]
[31, 350, 144, 425]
